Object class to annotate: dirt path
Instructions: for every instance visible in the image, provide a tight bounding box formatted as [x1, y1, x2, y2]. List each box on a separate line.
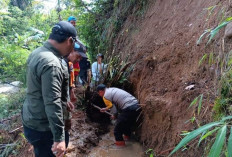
[1, 109, 144, 157]
[65, 110, 105, 156]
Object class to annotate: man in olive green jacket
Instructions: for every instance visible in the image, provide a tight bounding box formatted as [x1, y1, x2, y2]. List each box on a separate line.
[22, 21, 77, 157]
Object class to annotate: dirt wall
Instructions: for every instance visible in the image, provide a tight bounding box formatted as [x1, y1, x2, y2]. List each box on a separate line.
[110, 0, 231, 156]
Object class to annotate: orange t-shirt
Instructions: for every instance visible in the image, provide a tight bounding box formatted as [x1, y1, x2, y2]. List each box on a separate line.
[69, 62, 75, 88]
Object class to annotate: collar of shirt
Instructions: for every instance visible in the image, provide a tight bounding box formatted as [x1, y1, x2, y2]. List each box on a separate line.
[43, 41, 62, 58]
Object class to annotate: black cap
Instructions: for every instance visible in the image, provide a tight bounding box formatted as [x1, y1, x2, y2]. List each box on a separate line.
[96, 53, 104, 59]
[97, 84, 106, 92]
[51, 21, 77, 40]
[74, 43, 87, 58]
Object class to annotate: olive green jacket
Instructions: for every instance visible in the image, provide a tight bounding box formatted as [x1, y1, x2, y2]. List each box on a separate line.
[22, 41, 69, 142]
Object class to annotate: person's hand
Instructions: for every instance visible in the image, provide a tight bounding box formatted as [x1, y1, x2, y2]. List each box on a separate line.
[52, 141, 66, 157]
[100, 108, 108, 112]
[70, 89, 77, 103]
[67, 101, 75, 112]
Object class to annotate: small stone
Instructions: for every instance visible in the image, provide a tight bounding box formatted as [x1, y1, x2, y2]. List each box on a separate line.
[10, 81, 22, 87]
[224, 22, 232, 38]
[185, 85, 195, 90]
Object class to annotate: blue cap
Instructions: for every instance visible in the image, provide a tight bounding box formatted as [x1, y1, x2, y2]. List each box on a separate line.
[68, 16, 76, 22]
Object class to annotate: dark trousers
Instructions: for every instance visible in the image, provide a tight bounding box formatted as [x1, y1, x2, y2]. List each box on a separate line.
[79, 73, 87, 85]
[23, 125, 69, 157]
[114, 105, 141, 141]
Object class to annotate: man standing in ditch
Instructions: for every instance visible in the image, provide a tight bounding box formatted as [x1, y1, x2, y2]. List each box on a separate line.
[96, 84, 141, 146]
[22, 21, 77, 157]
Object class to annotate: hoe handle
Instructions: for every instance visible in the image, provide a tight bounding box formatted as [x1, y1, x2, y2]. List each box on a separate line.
[92, 104, 113, 116]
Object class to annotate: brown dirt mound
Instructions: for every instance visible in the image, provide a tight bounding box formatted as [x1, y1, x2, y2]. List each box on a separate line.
[109, 0, 230, 156]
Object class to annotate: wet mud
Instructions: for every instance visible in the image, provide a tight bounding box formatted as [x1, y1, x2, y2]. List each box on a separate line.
[66, 110, 144, 157]
[88, 128, 144, 157]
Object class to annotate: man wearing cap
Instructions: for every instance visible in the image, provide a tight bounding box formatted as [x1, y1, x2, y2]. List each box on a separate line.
[65, 43, 87, 104]
[22, 21, 77, 157]
[97, 84, 141, 146]
[68, 16, 76, 27]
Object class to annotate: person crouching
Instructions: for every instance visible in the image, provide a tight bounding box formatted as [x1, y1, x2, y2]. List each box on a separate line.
[96, 84, 141, 146]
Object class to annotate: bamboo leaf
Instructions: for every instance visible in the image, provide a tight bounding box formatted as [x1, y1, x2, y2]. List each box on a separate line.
[228, 126, 232, 157]
[169, 122, 222, 156]
[208, 125, 227, 157]
[209, 52, 214, 65]
[220, 116, 232, 122]
[198, 94, 203, 115]
[146, 149, 154, 157]
[198, 127, 219, 146]
[225, 17, 232, 22]
[197, 30, 210, 45]
[199, 54, 208, 66]
[198, 130, 207, 146]
[207, 21, 230, 44]
[189, 97, 199, 108]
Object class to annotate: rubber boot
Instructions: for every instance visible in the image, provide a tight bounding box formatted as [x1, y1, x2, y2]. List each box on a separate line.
[123, 135, 130, 141]
[115, 141, 125, 146]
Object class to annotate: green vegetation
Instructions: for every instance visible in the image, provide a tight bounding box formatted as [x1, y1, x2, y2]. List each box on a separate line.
[0, 3, 54, 83]
[169, 117, 232, 157]
[0, 134, 27, 157]
[0, 0, 148, 83]
[146, 149, 155, 157]
[0, 89, 26, 119]
[197, 17, 232, 45]
[74, 0, 148, 62]
[189, 94, 204, 116]
[103, 52, 135, 88]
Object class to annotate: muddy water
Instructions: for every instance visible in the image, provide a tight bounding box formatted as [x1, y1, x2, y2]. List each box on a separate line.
[88, 128, 144, 157]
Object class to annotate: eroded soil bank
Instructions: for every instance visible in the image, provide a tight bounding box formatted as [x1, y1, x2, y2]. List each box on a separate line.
[107, 0, 232, 155]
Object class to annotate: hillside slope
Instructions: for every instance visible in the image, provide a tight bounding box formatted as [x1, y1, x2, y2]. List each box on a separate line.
[109, 0, 230, 156]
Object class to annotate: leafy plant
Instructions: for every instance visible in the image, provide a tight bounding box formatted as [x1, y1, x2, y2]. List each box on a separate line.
[197, 17, 232, 45]
[146, 149, 155, 157]
[189, 94, 204, 115]
[0, 89, 26, 119]
[204, 5, 217, 22]
[102, 52, 135, 88]
[169, 116, 232, 157]
[199, 54, 208, 66]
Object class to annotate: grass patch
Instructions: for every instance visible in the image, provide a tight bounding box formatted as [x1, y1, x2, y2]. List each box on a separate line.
[0, 89, 26, 120]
